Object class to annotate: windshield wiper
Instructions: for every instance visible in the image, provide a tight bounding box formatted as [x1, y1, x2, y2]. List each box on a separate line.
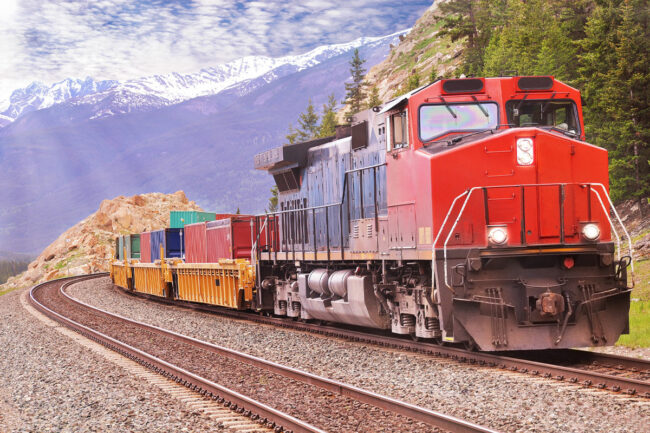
[438, 96, 457, 118]
[542, 125, 580, 138]
[471, 95, 489, 117]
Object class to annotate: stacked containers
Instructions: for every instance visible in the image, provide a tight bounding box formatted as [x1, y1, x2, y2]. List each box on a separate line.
[117, 236, 125, 260]
[140, 232, 152, 263]
[169, 211, 217, 229]
[206, 216, 254, 261]
[150, 228, 184, 261]
[184, 222, 208, 263]
[128, 234, 141, 259]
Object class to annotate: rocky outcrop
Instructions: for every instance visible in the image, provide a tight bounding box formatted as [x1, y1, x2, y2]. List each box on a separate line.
[617, 199, 650, 259]
[1, 191, 203, 289]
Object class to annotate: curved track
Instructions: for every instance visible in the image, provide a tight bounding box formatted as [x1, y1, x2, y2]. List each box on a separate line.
[30, 274, 499, 433]
[119, 285, 650, 399]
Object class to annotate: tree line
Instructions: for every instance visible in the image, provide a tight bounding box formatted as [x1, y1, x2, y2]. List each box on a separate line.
[435, 0, 648, 203]
[0, 258, 31, 285]
[282, 0, 648, 204]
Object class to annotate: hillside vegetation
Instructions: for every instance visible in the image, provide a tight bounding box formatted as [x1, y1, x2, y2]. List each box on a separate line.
[364, 0, 648, 204]
[0, 258, 31, 285]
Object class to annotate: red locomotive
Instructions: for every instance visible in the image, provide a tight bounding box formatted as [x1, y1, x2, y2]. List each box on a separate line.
[252, 75, 633, 351]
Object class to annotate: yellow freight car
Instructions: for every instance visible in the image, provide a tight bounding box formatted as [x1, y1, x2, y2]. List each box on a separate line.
[174, 259, 254, 309]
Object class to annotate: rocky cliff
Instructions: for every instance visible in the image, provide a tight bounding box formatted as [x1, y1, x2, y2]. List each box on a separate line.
[363, 0, 464, 104]
[1, 191, 202, 289]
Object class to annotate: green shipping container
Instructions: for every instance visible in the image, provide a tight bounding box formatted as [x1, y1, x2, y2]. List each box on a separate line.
[127, 234, 141, 259]
[169, 211, 216, 228]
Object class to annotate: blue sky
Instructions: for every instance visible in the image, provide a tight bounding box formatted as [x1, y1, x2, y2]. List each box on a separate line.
[0, 0, 432, 100]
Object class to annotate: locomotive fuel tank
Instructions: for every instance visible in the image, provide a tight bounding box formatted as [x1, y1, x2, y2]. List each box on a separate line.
[298, 269, 390, 329]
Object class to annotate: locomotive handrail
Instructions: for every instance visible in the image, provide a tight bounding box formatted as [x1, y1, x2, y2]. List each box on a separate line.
[590, 183, 634, 269]
[253, 162, 386, 262]
[433, 182, 634, 291]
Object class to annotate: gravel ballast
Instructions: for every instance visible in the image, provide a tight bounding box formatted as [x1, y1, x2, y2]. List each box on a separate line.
[68, 278, 650, 433]
[36, 280, 437, 433]
[0, 287, 227, 433]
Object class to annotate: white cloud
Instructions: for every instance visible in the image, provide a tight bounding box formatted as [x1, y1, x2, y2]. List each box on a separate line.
[0, 0, 431, 101]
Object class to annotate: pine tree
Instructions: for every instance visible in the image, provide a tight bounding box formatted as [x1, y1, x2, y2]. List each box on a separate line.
[429, 68, 438, 84]
[436, 0, 506, 76]
[267, 186, 279, 213]
[318, 93, 338, 138]
[236, 207, 241, 214]
[406, 71, 421, 92]
[296, 98, 319, 142]
[365, 86, 382, 109]
[285, 124, 299, 145]
[285, 99, 320, 144]
[343, 49, 367, 117]
[578, 0, 650, 202]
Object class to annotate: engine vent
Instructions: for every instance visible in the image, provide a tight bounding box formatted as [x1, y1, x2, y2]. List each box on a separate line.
[518, 76, 553, 91]
[442, 78, 484, 94]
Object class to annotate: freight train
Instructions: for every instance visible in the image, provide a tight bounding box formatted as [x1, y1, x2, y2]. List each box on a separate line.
[112, 75, 634, 351]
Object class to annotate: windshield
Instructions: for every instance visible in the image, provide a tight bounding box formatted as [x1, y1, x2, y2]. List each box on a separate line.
[506, 99, 580, 134]
[419, 103, 499, 141]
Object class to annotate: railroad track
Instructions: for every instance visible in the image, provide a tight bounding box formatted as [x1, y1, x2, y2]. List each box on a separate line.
[117, 283, 650, 399]
[30, 274, 499, 433]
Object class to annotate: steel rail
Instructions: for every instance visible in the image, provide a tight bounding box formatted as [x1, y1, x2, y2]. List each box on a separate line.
[516, 349, 650, 373]
[62, 279, 499, 433]
[29, 275, 325, 433]
[118, 286, 650, 399]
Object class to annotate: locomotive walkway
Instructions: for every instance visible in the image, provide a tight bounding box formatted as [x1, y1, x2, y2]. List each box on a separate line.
[31, 274, 499, 433]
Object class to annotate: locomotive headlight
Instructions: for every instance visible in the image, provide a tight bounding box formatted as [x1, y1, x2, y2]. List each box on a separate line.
[516, 138, 534, 166]
[488, 227, 508, 245]
[582, 223, 600, 241]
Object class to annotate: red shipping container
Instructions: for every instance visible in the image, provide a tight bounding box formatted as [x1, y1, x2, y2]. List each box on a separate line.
[140, 232, 151, 263]
[185, 222, 207, 263]
[206, 216, 255, 261]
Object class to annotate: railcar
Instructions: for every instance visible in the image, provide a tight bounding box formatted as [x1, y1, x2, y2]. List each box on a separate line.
[111, 75, 634, 352]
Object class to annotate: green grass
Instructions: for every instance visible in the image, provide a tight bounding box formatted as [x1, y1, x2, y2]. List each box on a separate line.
[0, 284, 26, 297]
[631, 257, 650, 301]
[617, 300, 650, 348]
[53, 251, 82, 270]
[616, 257, 650, 348]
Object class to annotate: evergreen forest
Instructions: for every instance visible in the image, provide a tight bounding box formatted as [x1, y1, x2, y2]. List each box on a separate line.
[436, 0, 648, 203]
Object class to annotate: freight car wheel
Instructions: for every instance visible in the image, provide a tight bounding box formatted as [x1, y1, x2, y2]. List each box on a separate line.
[410, 333, 421, 343]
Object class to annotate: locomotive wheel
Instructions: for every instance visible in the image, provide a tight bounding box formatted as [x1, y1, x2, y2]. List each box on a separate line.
[463, 340, 478, 352]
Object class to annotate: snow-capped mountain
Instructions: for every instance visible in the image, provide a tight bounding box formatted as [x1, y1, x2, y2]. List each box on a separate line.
[0, 31, 406, 126]
[0, 30, 402, 253]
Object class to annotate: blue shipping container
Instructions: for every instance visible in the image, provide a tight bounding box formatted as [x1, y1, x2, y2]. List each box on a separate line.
[150, 228, 184, 261]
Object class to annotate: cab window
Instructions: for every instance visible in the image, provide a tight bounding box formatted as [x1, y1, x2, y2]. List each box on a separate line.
[418, 102, 499, 142]
[390, 111, 408, 150]
[506, 99, 580, 135]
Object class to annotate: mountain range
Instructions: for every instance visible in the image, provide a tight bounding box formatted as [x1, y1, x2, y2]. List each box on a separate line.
[0, 31, 404, 253]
